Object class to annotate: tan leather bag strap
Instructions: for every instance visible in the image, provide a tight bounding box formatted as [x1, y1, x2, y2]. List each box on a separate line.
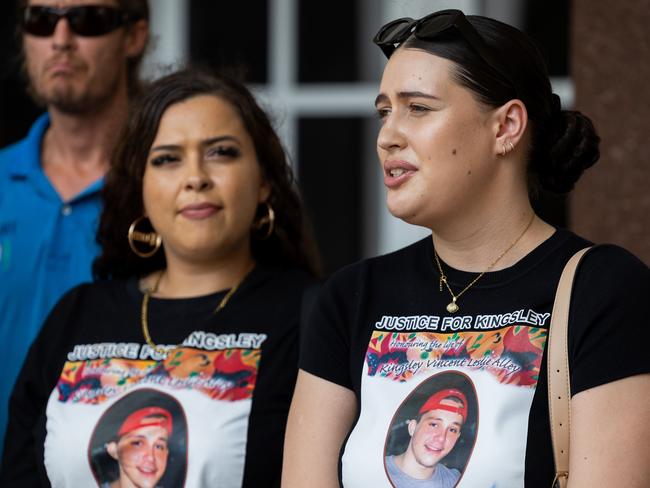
[547, 246, 592, 488]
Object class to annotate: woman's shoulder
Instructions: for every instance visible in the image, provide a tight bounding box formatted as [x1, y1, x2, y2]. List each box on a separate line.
[31, 280, 133, 360]
[48, 279, 135, 322]
[325, 237, 431, 287]
[576, 243, 649, 289]
[544, 229, 647, 290]
[254, 264, 319, 291]
[244, 265, 321, 313]
[566, 241, 649, 394]
[565, 239, 649, 338]
[580, 243, 647, 270]
[62, 278, 133, 302]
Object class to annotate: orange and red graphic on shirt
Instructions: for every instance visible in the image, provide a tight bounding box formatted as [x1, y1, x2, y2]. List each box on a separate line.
[57, 346, 261, 404]
[366, 326, 546, 386]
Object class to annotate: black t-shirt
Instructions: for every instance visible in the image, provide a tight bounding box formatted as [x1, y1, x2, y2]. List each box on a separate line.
[300, 229, 650, 487]
[1, 265, 316, 488]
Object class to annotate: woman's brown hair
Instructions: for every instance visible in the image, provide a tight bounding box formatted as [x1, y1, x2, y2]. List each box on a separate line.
[93, 68, 321, 279]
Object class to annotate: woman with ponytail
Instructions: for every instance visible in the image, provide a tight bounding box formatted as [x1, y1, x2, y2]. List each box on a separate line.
[284, 10, 649, 488]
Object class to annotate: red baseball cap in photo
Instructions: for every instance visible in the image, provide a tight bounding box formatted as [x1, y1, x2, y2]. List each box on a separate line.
[418, 388, 468, 421]
[118, 406, 173, 437]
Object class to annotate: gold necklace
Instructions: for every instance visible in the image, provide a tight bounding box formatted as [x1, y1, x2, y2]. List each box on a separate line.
[141, 270, 244, 355]
[434, 213, 535, 314]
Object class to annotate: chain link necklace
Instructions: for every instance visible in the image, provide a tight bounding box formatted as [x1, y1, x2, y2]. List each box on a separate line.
[141, 270, 244, 355]
[434, 213, 535, 314]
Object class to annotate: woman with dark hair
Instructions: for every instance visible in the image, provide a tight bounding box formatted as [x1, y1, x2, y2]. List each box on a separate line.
[284, 10, 649, 488]
[1, 69, 320, 487]
[93, 69, 320, 281]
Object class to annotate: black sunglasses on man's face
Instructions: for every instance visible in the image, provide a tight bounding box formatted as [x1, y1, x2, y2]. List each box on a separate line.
[373, 9, 517, 95]
[23, 5, 130, 37]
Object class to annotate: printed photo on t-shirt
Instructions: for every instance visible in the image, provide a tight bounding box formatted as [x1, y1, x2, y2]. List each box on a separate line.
[44, 335, 266, 487]
[88, 388, 187, 488]
[343, 316, 549, 487]
[383, 371, 477, 488]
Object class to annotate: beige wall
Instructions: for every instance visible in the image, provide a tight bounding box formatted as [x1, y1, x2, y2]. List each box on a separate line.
[571, 0, 650, 263]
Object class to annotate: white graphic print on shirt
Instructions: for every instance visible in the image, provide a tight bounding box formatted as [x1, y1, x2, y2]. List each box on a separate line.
[342, 309, 549, 488]
[44, 331, 266, 488]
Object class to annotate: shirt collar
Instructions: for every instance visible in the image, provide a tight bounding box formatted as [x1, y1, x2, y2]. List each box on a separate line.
[9, 112, 50, 177]
[10, 113, 104, 202]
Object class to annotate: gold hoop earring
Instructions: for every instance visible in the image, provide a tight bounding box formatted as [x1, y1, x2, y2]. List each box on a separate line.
[501, 142, 508, 156]
[128, 216, 162, 258]
[254, 202, 275, 240]
[507, 140, 515, 153]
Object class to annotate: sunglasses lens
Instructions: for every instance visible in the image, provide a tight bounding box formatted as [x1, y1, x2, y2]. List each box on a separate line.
[23, 7, 58, 36]
[68, 6, 122, 36]
[417, 13, 455, 38]
[23, 6, 124, 37]
[375, 19, 412, 44]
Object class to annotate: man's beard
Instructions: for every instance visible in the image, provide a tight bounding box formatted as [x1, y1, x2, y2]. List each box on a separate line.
[29, 73, 120, 115]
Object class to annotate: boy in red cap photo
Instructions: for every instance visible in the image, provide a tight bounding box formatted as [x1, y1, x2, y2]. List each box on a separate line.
[385, 389, 467, 488]
[104, 406, 172, 488]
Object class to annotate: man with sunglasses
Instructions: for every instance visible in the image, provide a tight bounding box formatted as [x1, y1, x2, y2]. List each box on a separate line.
[0, 0, 149, 456]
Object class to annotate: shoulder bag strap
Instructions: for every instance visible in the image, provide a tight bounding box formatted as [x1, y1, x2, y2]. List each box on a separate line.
[548, 246, 592, 488]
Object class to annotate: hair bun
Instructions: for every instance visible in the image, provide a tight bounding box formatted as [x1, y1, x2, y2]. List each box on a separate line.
[534, 110, 601, 193]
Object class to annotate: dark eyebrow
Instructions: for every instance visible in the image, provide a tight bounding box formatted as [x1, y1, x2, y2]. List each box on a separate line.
[150, 135, 240, 153]
[429, 416, 462, 426]
[374, 91, 441, 107]
[202, 135, 240, 147]
[398, 91, 441, 101]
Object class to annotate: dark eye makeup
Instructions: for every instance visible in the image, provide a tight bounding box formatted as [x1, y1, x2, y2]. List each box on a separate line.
[206, 145, 240, 159]
[148, 143, 241, 167]
[150, 153, 180, 167]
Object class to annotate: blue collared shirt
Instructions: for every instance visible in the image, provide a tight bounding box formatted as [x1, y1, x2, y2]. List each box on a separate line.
[0, 113, 103, 453]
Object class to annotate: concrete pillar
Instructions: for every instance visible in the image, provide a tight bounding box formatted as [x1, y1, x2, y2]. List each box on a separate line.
[571, 0, 650, 263]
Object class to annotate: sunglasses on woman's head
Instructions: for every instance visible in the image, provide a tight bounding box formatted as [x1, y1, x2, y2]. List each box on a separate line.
[22, 5, 130, 37]
[373, 9, 517, 95]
